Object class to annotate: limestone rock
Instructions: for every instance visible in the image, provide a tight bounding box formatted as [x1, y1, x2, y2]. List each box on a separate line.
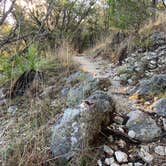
[151, 98, 166, 116]
[154, 146, 166, 156]
[128, 130, 136, 138]
[115, 151, 128, 163]
[97, 159, 102, 166]
[126, 110, 161, 142]
[134, 162, 143, 166]
[51, 91, 115, 162]
[105, 157, 115, 165]
[134, 74, 166, 97]
[104, 145, 114, 156]
[138, 146, 153, 163]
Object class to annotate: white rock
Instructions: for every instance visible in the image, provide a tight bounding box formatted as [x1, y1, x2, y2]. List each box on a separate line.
[144, 101, 150, 105]
[141, 145, 150, 152]
[104, 145, 114, 156]
[122, 164, 133, 166]
[128, 130, 136, 138]
[115, 151, 128, 163]
[105, 157, 115, 165]
[138, 147, 153, 163]
[128, 79, 133, 85]
[118, 127, 124, 133]
[134, 162, 143, 166]
[97, 159, 102, 166]
[154, 146, 166, 156]
[111, 163, 120, 166]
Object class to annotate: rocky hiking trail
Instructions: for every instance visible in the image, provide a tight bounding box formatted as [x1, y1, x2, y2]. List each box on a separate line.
[73, 55, 131, 95]
[0, 31, 166, 166]
[51, 50, 166, 165]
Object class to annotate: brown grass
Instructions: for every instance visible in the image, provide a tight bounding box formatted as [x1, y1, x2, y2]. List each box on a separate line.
[86, 12, 166, 63]
[0, 44, 76, 166]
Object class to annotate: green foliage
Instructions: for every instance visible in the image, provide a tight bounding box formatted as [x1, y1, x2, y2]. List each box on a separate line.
[108, 0, 151, 31]
[0, 44, 50, 84]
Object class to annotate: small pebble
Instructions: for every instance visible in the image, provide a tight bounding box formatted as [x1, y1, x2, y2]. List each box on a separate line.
[138, 147, 153, 163]
[118, 127, 125, 133]
[97, 159, 102, 166]
[134, 162, 143, 166]
[128, 130, 136, 138]
[144, 101, 150, 105]
[115, 150, 128, 163]
[154, 146, 166, 156]
[104, 145, 114, 156]
[105, 157, 115, 165]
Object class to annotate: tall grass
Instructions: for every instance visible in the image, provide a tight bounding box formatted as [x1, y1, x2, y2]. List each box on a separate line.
[0, 41, 76, 166]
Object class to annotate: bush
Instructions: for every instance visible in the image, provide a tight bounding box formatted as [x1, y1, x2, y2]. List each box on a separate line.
[0, 44, 49, 83]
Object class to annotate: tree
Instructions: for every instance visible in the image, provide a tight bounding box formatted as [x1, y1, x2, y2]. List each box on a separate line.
[108, 0, 151, 31]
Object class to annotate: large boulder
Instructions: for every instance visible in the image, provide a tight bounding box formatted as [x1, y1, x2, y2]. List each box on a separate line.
[151, 98, 166, 116]
[51, 91, 115, 163]
[126, 110, 161, 142]
[134, 74, 166, 97]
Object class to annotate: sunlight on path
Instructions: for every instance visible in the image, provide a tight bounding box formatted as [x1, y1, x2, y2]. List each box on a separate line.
[73, 56, 111, 78]
[73, 55, 132, 95]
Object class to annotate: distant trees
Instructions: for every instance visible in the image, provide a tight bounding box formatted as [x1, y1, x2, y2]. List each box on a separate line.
[108, 0, 152, 31]
[0, 0, 110, 53]
[0, 0, 165, 55]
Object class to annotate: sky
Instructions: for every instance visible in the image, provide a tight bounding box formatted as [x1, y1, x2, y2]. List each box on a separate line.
[1, 0, 46, 24]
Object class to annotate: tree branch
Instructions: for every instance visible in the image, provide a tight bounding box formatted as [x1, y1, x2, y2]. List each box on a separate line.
[0, 0, 16, 25]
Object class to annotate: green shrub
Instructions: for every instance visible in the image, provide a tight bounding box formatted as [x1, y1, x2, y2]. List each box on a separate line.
[0, 44, 50, 84]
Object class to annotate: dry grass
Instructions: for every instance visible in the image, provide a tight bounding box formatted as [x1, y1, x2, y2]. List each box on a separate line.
[139, 12, 166, 35]
[55, 40, 76, 67]
[0, 43, 76, 166]
[85, 11, 166, 63]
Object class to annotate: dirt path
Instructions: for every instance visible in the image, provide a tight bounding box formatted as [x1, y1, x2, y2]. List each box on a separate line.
[73, 56, 112, 78]
[73, 55, 131, 95]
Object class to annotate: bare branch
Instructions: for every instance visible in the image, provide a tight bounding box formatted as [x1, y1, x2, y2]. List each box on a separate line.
[0, 0, 16, 25]
[162, 0, 166, 8]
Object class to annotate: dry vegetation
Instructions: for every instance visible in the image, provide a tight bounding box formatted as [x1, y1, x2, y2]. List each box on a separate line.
[0, 46, 76, 166]
[87, 12, 166, 64]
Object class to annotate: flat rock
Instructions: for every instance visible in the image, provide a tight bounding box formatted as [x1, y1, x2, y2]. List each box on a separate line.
[126, 110, 161, 142]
